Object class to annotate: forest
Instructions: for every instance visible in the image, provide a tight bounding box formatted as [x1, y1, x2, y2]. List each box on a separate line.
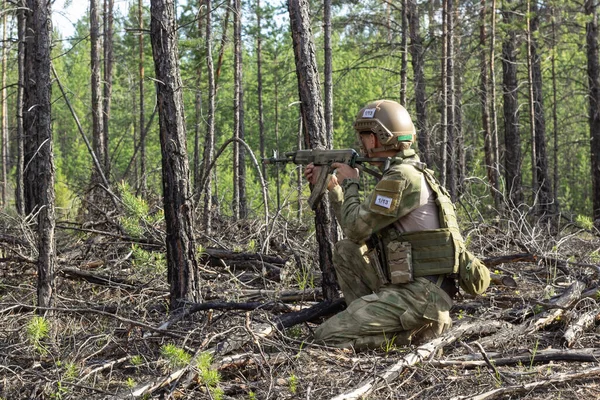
[1, 0, 600, 398]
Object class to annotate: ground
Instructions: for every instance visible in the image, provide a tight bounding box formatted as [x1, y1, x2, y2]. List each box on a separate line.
[1, 212, 600, 400]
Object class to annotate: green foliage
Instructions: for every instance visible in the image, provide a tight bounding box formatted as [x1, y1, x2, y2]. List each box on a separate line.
[118, 181, 164, 238]
[131, 245, 166, 275]
[197, 352, 223, 400]
[576, 215, 594, 231]
[27, 316, 49, 354]
[295, 265, 315, 290]
[288, 374, 298, 394]
[131, 355, 144, 366]
[126, 377, 136, 389]
[160, 344, 191, 369]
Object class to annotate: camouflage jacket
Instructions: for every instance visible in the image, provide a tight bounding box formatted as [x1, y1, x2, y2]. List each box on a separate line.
[328, 149, 427, 243]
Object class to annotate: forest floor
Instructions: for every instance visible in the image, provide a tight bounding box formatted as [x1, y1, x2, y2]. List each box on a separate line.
[1, 208, 600, 400]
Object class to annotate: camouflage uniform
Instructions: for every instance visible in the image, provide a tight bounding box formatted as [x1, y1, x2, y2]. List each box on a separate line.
[314, 149, 454, 350]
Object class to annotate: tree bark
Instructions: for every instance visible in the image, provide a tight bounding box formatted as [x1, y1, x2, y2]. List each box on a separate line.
[407, 0, 430, 166]
[587, 0, 600, 226]
[479, 0, 498, 206]
[502, 0, 523, 207]
[15, 0, 25, 215]
[445, 0, 456, 198]
[256, 0, 266, 179]
[288, 0, 339, 300]
[23, 0, 56, 310]
[324, 0, 333, 148]
[202, 0, 216, 235]
[233, 0, 247, 219]
[1, 3, 7, 209]
[103, 0, 114, 175]
[90, 0, 106, 201]
[149, 0, 200, 309]
[139, 0, 147, 194]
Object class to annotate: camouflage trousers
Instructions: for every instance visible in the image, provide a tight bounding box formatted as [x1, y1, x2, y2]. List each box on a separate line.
[314, 239, 453, 350]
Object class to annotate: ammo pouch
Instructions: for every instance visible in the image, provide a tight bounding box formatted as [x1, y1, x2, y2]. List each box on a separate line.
[386, 228, 490, 295]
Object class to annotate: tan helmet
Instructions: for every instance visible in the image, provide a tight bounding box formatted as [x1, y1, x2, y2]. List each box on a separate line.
[353, 100, 415, 154]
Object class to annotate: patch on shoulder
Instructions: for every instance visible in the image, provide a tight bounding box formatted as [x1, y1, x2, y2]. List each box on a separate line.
[369, 179, 401, 216]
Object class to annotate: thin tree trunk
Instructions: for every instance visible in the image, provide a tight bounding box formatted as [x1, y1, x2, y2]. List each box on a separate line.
[480, 0, 497, 205]
[407, 0, 430, 166]
[23, 0, 56, 310]
[441, 0, 448, 187]
[324, 0, 333, 148]
[1, 4, 7, 209]
[232, 0, 245, 219]
[551, 6, 559, 213]
[103, 0, 114, 175]
[215, 0, 232, 92]
[193, 1, 203, 202]
[490, 0, 501, 205]
[256, 0, 266, 180]
[445, 0, 456, 198]
[15, 0, 25, 215]
[526, 0, 538, 211]
[530, 0, 552, 215]
[586, 0, 600, 226]
[288, 0, 339, 300]
[149, 0, 200, 309]
[203, 0, 215, 234]
[139, 0, 147, 194]
[400, 0, 408, 105]
[90, 0, 105, 201]
[502, 0, 523, 206]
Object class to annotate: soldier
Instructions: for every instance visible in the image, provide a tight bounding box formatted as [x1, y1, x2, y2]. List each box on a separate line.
[305, 100, 488, 350]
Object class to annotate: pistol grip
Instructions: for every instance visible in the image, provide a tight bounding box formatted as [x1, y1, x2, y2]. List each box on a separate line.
[307, 165, 332, 210]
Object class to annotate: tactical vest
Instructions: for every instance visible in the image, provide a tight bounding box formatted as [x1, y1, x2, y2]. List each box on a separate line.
[379, 159, 464, 277]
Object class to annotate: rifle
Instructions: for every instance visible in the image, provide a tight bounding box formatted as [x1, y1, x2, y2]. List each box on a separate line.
[263, 148, 387, 210]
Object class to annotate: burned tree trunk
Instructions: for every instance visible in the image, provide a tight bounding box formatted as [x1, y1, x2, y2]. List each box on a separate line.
[149, 0, 200, 309]
[23, 0, 56, 309]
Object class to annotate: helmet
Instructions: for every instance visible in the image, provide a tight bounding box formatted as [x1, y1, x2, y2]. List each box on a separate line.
[353, 100, 415, 154]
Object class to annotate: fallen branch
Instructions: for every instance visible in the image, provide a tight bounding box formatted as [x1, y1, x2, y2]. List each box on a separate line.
[431, 347, 600, 368]
[451, 366, 600, 400]
[562, 310, 599, 347]
[330, 321, 479, 400]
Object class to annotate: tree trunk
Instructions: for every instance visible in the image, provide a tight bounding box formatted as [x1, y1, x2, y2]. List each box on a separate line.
[502, 0, 523, 207]
[15, 0, 25, 215]
[233, 0, 247, 219]
[1, 4, 7, 209]
[193, 1, 203, 202]
[480, 0, 497, 205]
[23, 0, 56, 310]
[489, 0, 501, 207]
[324, 0, 333, 148]
[551, 6, 560, 213]
[530, 0, 552, 216]
[202, 0, 215, 235]
[139, 0, 147, 194]
[407, 0, 430, 166]
[441, 0, 448, 186]
[586, 0, 600, 226]
[149, 0, 200, 309]
[400, 0, 408, 105]
[526, 0, 537, 211]
[445, 0, 456, 198]
[256, 0, 266, 180]
[288, 0, 339, 300]
[103, 0, 114, 175]
[90, 0, 106, 202]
